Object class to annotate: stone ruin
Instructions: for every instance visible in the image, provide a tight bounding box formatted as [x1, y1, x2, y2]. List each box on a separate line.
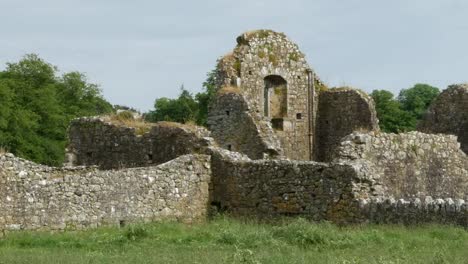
[208, 30, 379, 162]
[0, 30, 467, 232]
[66, 117, 214, 169]
[418, 83, 468, 154]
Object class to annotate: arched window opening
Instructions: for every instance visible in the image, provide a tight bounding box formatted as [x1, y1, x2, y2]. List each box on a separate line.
[264, 75, 287, 130]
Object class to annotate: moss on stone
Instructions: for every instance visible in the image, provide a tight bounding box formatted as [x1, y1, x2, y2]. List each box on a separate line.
[258, 50, 266, 59]
[243, 29, 287, 41]
[327, 86, 373, 101]
[268, 54, 279, 66]
[218, 86, 241, 95]
[104, 114, 154, 136]
[315, 80, 329, 92]
[157, 121, 202, 133]
[218, 52, 240, 78]
[288, 52, 300, 62]
[233, 60, 241, 75]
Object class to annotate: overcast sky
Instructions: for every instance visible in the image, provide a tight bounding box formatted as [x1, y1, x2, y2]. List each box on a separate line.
[1, 0, 467, 111]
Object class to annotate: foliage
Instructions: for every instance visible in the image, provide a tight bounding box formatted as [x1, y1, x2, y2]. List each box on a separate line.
[398, 83, 440, 120]
[371, 90, 416, 133]
[113, 111, 135, 121]
[146, 69, 217, 127]
[145, 86, 199, 124]
[113, 104, 139, 113]
[0, 54, 112, 165]
[371, 84, 439, 133]
[57, 72, 113, 118]
[0, 217, 466, 263]
[195, 69, 217, 125]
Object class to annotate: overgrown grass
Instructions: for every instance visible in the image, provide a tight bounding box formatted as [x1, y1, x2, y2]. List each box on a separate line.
[0, 217, 466, 264]
[218, 86, 241, 95]
[105, 111, 154, 135]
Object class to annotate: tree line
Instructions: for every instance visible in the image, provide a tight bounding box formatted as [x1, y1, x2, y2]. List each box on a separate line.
[148, 81, 440, 134]
[0, 55, 441, 165]
[0, 54, 113, 165]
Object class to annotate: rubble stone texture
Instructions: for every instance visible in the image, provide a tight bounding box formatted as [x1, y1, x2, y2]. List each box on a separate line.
[418, 83, 468, 154]
[66, 117, 214, 169]
[1, 30, 467, 231]
[209, 30, 379, 161]
[207, 89, 283, 159]
[209, 147, 467, 226]
[210, 30, 316, 160]
[316, 88, 380, 162]
[335, 132, 468, 199]
[0, 153, 211, 231]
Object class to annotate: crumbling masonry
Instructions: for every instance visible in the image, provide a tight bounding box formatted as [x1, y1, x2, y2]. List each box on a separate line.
[207, 30, 379, 162]
[0, 30, 467, 232]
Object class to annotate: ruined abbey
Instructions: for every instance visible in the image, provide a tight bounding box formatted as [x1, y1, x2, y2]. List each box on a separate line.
[1, 30, 467, 232]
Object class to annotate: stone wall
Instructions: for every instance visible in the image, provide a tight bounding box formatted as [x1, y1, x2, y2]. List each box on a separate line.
[209, 148, 378, 224]
[335, 132, 468, 199]
[66, 117, 214, 169]
[315, 88, 379, 162]
[214, 30, 315, 160]
[1, 145, 467, 231]
[209, 144, 467, 226]
[0, 153, 211, 231]
[418, 83, 468, 154]
[207, 88, 283, 159]
[356, 197, 467, 226]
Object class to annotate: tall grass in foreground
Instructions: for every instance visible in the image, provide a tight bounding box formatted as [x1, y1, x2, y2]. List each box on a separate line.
[0, 216, 466, 264]
[0, 146, 7, 154]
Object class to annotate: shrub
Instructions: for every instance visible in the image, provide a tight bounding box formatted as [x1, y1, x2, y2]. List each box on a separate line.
[124, 225, 149, 241]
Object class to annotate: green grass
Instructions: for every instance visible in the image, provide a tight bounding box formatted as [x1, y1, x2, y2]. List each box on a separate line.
[0, 217, 467, 264]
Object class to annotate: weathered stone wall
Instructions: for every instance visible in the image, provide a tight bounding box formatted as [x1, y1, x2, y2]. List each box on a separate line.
[214, 30, 315, 160]
[356, 197, 467, 226]
[0, 153, 211, 231]
[316, 88, 379, 162]
[210, 145, 467, 226]
[1, 145, 466, 230]
[66, 117, 214, 169]
[335, 132, 468, 199]
[207, 89, 283, 159]
[418, 83, 468, 154]
[209, 148, 378, 223]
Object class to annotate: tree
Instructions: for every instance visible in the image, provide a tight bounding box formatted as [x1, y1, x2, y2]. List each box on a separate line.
[146, 68, 218, 126]
[195, 69, 217, 126]
[398, 84, 440, 120]
[56, 71, 113, 118]
[371, 90, 416, 133]
[371, 84, 440, 133]
[145, 86, 199, 124]
[0, 54, 113, 165]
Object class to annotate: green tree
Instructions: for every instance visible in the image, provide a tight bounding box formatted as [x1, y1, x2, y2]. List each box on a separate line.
[145, 86, 199, 124]
[146, 69, 218, 126]
[0, 54, 113, 165]
[371, 90, 416, 133]
[398, 84, 440, 120]
[56, 72, 113, 119]
[195, 69, 217, 126]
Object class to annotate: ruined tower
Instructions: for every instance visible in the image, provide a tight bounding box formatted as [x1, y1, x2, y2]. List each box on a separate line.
[207, 30, 378, 161]
[208, 30, 319, 160]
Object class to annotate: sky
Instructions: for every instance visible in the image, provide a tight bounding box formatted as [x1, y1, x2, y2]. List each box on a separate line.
[1, 0, 468, 111]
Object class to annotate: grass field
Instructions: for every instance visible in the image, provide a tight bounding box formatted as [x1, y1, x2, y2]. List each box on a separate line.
[0, 217, 466, 264]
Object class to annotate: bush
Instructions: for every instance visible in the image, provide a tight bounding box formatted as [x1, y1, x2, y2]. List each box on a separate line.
[124, 225, 149, 241]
